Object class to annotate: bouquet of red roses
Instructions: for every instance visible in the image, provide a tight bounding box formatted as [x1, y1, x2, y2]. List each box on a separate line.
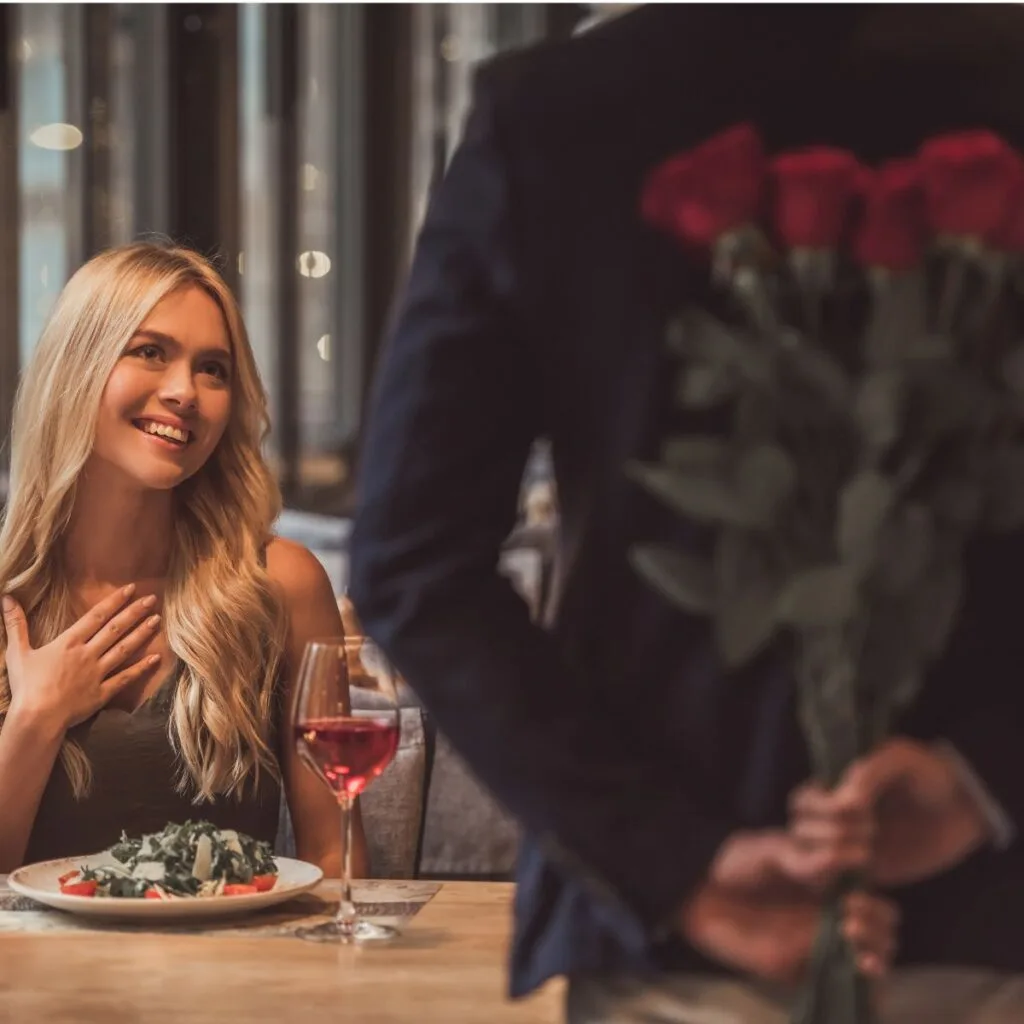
[632, 125, 1024, 1024]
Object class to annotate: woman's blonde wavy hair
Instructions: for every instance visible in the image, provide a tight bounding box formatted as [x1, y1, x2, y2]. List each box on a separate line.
[0, 242, 287, 801]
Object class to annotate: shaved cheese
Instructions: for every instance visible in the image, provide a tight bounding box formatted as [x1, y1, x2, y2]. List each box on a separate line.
[219, 829, 243, 856]
[191, 833, 213, 881]
[131, 861, 166, 882]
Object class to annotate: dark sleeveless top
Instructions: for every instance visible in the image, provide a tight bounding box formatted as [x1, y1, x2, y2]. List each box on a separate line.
[25, 669, 283, 862]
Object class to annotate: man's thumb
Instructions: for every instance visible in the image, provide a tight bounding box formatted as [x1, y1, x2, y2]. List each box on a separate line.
[2, 595, 30, 655]
[839, 739, 920, 804]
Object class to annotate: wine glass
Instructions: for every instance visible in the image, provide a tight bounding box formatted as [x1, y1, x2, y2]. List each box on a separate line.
[292, 636, 400, 942]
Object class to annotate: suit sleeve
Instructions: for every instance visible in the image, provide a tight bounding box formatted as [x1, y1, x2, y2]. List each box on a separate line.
[348, 73, 732, 952]
[914, 529, 1024, 842]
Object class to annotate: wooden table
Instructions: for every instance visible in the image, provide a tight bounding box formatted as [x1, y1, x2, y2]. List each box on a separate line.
[0, 879, 565, 1023]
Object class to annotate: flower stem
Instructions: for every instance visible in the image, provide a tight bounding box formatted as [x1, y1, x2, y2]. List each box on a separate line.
[790, 871, 878, 1024]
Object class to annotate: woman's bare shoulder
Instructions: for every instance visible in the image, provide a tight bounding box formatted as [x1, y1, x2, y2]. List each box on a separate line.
[265, 537, 339, 617]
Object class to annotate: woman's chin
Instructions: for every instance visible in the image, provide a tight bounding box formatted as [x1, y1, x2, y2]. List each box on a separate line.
[126, 463, 197, 493]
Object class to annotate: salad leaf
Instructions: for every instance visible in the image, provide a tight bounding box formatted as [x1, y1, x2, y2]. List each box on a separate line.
[74, 821, 278, 899]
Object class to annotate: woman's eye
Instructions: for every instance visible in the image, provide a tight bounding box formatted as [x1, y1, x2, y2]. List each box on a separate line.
[202, 362, 228, 381]
[133, 344, 162, 361]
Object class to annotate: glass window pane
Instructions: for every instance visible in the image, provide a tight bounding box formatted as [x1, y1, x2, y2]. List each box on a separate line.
[17, 4, 83, 364]
[296, 3, 341, 491]
[239, 3, 282, 465]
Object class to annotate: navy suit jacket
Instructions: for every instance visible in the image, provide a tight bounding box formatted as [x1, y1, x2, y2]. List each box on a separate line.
[350, 5, 1024, 997]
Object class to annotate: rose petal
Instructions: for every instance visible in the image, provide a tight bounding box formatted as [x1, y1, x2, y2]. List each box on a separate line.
[919, 129, 1021, 240]
[641, 123, 765, 249]
[772, 148, 864, 250]
[854, 160, 926, 271]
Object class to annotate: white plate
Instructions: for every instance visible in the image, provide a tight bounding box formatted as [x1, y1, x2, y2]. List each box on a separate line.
[8, 853, 323, 921]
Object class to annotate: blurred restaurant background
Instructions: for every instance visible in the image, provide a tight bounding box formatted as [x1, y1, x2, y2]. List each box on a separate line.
[0, 3, 635, 594]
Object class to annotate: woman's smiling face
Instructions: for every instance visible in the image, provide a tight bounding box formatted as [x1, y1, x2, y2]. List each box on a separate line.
[88, 285, 234, 492]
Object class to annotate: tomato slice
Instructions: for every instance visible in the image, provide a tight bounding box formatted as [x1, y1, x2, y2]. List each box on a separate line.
[252, 874, 277, 892]
[222, 883, 258, 896]
[58, 870, 79, 885]
[144, 888, 164, 899]
[60, 879, 98, 897]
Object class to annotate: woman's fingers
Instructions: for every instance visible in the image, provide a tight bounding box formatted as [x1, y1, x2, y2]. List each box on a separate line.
[82, 594, 158, 658]
[64, 584, 139, 645]
[96, 613, 162, 676]
[1, 595, 31, 660]
[102, 652, 162, 698]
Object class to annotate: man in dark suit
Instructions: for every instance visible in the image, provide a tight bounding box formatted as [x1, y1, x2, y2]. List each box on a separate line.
[350, 6, 1024, 1020]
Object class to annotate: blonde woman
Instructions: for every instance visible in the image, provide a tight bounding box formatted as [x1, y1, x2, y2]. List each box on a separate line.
[0, 241, 366, 876]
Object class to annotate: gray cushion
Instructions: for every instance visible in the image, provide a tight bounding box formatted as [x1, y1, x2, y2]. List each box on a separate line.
[360, 706, 426, 878]
[418, 731, 520, 878]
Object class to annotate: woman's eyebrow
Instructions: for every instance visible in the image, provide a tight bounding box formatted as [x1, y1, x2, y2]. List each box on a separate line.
[133, 328, 179, 346]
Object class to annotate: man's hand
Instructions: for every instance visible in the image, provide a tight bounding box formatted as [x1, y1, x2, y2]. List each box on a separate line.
[679, 825, 897, 987]
[681, 883, 899, 987]
[709, 821, 873, 896]
[790, 738, 993, 889]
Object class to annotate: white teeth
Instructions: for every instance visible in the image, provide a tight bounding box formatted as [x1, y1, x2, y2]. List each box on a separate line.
[140, 421, 189, 444]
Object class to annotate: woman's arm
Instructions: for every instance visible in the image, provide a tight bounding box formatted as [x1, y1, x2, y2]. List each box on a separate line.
[0, 707, 66, 871]
[267, 538, 369, 878]
[0, 587, 161, 871]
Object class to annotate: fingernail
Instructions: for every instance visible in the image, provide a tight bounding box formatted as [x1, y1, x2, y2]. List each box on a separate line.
[859, 954, 882, 977]
[1, 595, 13, 612]
[148, 654, 161, 665]
[147, 615, 161, 628]
[142, 595, 158, 608]
[123, 584, 136, 597]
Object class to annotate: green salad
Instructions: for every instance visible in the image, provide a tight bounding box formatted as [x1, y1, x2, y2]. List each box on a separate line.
[58, 820, 279, 900]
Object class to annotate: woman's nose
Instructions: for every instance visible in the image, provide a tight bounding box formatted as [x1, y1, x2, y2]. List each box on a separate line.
[159, 364, 198, 409]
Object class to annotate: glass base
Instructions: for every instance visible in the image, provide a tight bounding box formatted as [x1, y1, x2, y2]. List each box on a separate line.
[296, 918, 399, 944]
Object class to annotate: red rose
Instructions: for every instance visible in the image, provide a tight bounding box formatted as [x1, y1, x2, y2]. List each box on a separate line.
[919, 130, 1021, 241]
[771, 148, 863, 249]
[854, 160, 926, 271]
[641, 123, 765, 248]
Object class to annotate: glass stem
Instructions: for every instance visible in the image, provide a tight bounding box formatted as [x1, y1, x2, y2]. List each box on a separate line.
[336, 795, 356, 941]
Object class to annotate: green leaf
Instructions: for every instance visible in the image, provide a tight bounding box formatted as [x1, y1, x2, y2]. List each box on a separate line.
[784, 345, 852, 409]
[905, 334, 955, 361]
[714, 526, 753, 593]
[666, 309, 774, 387]
[855, 371, 901, 452]
[916, 562, 963, 657]
[859, 596, 926, 706]
[735, 390, 778, 439]
[628, 545, 716, 614]
[661, 437, 733, 473]
[735, 444, 797, 524]
[863, 269, 929, 369]
[876, 504, 933, 594]
[625, 461, 760, 528]
[858, 563, 961, 719]
[715, 579, 780, 668]
[675, 364, 736, 408]
[777, 565, 860, 628]
[912, 364, 999, 439]
[838, 471, 894, 573]
[713, 528, 782, 669]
